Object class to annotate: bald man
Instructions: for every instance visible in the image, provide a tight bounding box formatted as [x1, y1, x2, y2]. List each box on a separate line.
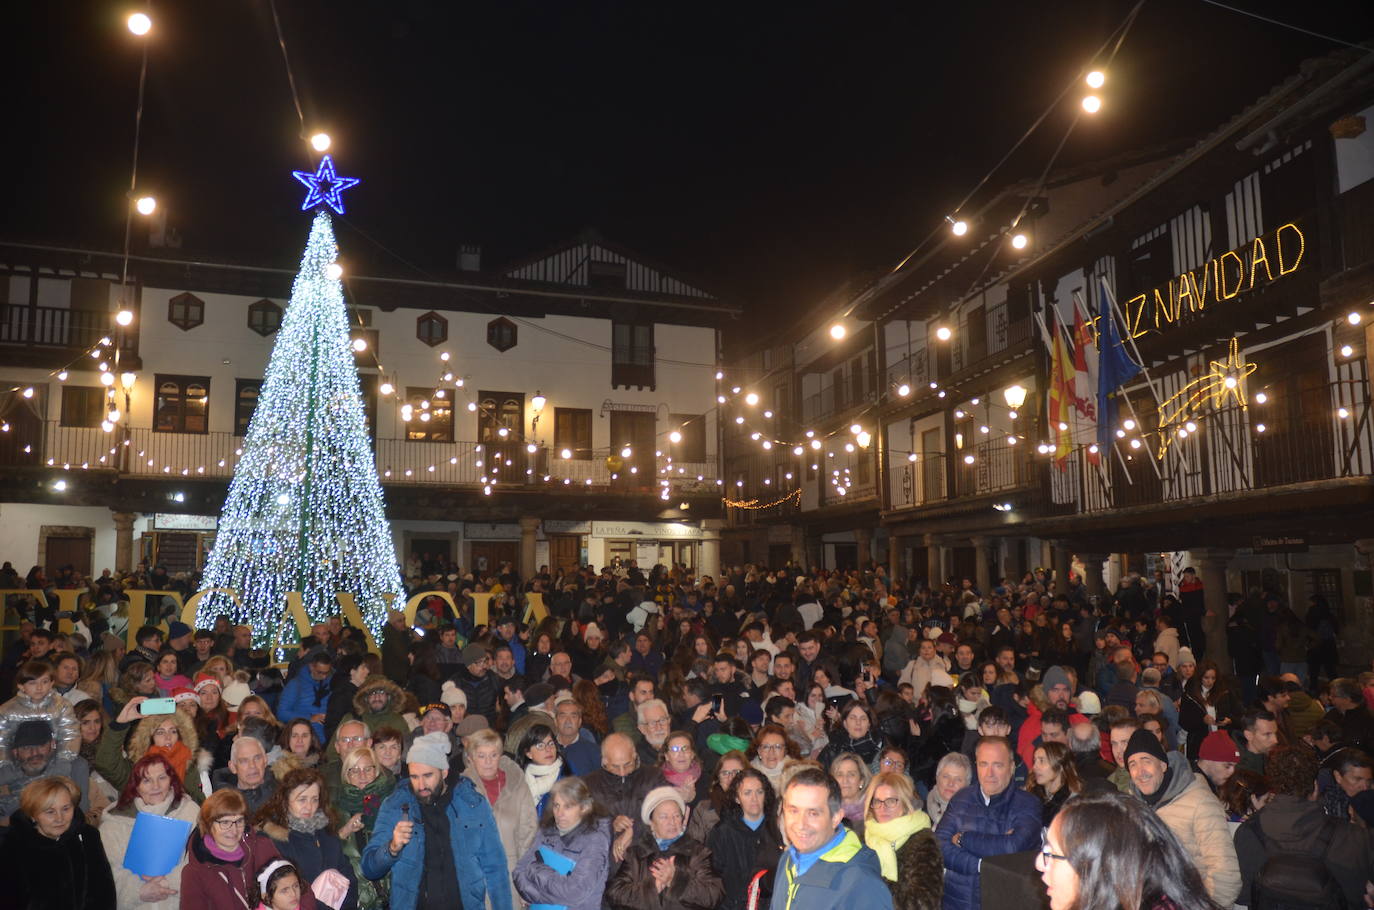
[583, 733, 664, 861]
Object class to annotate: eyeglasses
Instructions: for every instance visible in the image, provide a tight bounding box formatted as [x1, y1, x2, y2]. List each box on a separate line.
[642, 717, 670, 728]
[667, 744, 692, 753]
[1036, 829, 1067, 868]
[757, 743, 785, 753]
[879, 758, 907, 770]
[718, 768, 741, 779]
[871, 797, 903, 811]
[530, 739, 556, 750]
[339, 735, 369, 745]
[213, 816, 245, 830]
[346, 765, 377, 777]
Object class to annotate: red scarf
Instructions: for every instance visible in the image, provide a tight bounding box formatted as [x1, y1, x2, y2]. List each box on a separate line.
[147, 740, 193, 781]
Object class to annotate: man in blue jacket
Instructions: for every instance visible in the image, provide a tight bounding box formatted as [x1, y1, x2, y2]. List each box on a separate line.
[276, 650, 334, 741]
[935, 735, 1042, 910]
[771, 765, 892, 910]
[362, 731, 512, 910]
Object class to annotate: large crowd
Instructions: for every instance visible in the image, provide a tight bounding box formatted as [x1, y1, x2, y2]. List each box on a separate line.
[0, 555, 1372, 910]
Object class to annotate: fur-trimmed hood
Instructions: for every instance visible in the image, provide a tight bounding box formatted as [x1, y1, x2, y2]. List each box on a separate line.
[127, 707, 199, 758]
[352, 676, 407, 717]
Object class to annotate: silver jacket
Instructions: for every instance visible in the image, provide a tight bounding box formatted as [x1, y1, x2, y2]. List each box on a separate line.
[0, 691, 81, 767]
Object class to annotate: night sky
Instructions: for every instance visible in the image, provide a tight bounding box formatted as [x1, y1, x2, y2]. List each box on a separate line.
[4, 1, 1369, 329]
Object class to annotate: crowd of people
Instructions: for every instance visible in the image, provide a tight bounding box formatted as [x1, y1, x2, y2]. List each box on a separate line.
[1, 555, 1372, 910]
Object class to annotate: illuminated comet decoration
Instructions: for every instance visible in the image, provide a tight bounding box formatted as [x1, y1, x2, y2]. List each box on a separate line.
[1155, 337, 1256, 459]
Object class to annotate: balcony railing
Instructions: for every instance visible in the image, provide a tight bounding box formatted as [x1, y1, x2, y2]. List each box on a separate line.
[889, 381, 1373, 515]
[0, 304, 133, 353]
[9, 421, 718, 493]
[801, 382, 877, 422]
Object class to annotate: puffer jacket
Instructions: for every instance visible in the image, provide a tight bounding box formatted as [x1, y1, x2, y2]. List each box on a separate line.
[450, 665, 499, 723]
[462, 754, 539, 899]
[0, 689, 81, 767]
[360, 776, 512, 910]
[607, 830, 725, 910]
[769, 827, 893, 910]
[512, 817, 611, 910]
[1129, 750, 1240, 906]
[934, 782, 1041, 910]
[92, 708, 207, 802]
[706, 811, 785, 910]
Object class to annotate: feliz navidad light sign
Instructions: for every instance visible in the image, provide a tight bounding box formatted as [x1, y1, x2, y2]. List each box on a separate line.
[1123, 221, 1305, 339]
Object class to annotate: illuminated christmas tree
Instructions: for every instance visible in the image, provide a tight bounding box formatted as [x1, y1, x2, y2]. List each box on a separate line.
[196, 157, 402, 644]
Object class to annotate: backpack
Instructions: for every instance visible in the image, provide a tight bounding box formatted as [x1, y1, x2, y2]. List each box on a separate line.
[1245, 814, 1348, 910]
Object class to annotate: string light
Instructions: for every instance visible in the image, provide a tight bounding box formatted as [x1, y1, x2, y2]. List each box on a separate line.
[310, 132, 332, 152]
[127, 12, 152, 35]
[829, 324, 846, 340]
[195, 210, 402, 645]
[135, 196, 157, 216]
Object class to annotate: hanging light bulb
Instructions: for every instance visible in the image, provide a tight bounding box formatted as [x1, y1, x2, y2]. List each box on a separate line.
[1085, 70, 1106, 88]
[134, 196, 157, 216]
[116, 309, 134, 326]
[310, 132, 332, 152]
[1011, 233, 1029, 250]
[829, 323, 846, 340]
[744, 392, 759, 406]
[326, 262, 343, 280]
[935, 326, 952, 342]
[669, 430, 682, 443]
[127, 12, 152, 35]
[1081, 95, 1102, 114]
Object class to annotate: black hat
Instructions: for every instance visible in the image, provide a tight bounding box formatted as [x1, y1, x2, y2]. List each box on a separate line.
[13, 719, 54, 749]
[1125, 728, 1168, 764]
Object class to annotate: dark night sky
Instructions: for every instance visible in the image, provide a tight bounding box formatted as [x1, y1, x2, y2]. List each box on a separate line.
[4, 1, 1370, 327]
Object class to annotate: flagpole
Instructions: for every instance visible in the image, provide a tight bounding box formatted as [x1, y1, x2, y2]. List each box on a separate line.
[1069, 289, 1124, 489]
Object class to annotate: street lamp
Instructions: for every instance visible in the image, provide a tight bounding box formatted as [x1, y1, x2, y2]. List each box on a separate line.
[1003, 384, 1028, 410]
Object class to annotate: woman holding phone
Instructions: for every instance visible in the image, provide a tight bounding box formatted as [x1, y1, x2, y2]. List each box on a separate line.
[93, 694, 207, 802]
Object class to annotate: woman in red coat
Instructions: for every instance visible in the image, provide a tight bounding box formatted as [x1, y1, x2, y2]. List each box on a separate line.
[179, 788, 316, 910]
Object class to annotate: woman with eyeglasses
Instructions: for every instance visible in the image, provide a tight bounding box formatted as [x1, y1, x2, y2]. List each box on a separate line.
[861, 771, 940, 910]
[1026, 742, 1083, 825]
[747, 723, 799, 790]
[181, 788, 298, 910]
[685, 749, 748, 843]
[1038, 789, 1223, 910]
[704, 768, 784, 910]
[660, 730, 710, 808]
[335, 746, 395, 909]
[516, 721, 568, 816]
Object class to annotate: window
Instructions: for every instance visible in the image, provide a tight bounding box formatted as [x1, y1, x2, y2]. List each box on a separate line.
[612, 322, 655, 389]
[416, 311, 448, 347]
[60, 386, 105, 428]
[247, 299, 281, 337]
[234, 380, 261, 437]
[405, 387, 452, 442]
[670, 413, 707, 462]
[154, 375, 210, 433]
[554, 408, 593, 459]
[167, 293, 204, 331]
[587, 260, 626, 289]
[487, 317, 517, 352]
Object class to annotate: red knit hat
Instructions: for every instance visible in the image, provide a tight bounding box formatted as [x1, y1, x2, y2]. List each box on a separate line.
[1198, 730, 1240, 763]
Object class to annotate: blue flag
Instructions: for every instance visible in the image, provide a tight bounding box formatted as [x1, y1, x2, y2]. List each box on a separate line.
[1097, 278, 1142, 452]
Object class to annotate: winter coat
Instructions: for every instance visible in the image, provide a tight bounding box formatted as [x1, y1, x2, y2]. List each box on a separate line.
[1128, 751, 1240, 906]
[0, 690, 81, 768]
[360, 776, 512, 910]
[584, 766, 665, 833]
[884, 828, 943, 910]
[0, 754, 92, 820]
[768, 827, 893, 910]
[380, 625, 410, 687]
[99, 794, 199, 910]
[1234, 793, 1374, 909]
[277, 672, 333, 743]
[462, 755, 538, 902]
[0, 809, 116, 910]
[606, 830, 725, 910]
[512, 817, 611, 910]
[450, 666, 500, 723]
[261, 818, 358, 910]
[346, 677, 410, 737]
[93, 710, 206, 803]
[209, 766, 279, 816]
[706, 813, 785, 910]
[179, 831, 312, 910]
[934, 783, 1041, 910]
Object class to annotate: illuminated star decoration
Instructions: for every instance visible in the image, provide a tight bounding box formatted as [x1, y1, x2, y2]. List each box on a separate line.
[1155, 337, 1257, 459]
[292, 155, 360, 215]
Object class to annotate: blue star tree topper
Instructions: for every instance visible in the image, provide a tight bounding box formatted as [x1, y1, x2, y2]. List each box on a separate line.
[292, 155, 360, 214]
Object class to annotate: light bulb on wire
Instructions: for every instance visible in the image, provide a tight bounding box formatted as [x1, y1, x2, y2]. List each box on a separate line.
[1011, 233, 1029, 250]
[310, 132, 332, 152]
[1085, 70, 1106, 89]
[127, 12, 152, 35]
[134, 196, 157, 216]
[829, 323, 846, 340]
[1082, 95, 1102, 114]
